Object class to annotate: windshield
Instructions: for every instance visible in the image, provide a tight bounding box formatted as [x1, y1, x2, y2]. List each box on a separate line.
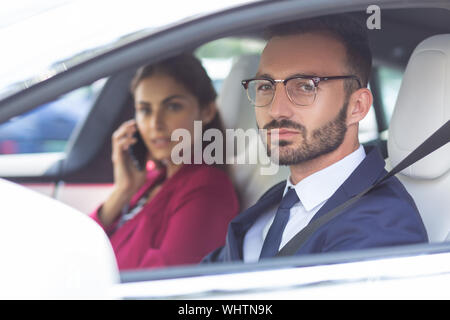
[0, 0, 258, 101]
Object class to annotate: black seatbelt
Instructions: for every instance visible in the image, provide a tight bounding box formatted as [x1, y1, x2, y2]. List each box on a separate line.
[277, 120, 450, 257]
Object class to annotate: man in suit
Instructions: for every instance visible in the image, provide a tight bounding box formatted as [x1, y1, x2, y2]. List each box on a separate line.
[203, 14, 428, 263]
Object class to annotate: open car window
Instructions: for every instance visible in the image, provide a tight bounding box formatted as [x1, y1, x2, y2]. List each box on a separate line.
[0, 79, 106, 155]
[0, 0, 449, 300]
[377, 66, 404, 126]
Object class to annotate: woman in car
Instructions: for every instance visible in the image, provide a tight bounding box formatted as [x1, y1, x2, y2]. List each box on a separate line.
[90, 54, 239, 270]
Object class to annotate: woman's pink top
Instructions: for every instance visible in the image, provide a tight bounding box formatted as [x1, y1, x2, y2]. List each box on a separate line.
[90, 164, 239, 271]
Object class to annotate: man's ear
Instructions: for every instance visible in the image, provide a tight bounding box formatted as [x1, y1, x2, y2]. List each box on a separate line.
[346, 88, 373, 126]
[201, 101, 218, 125]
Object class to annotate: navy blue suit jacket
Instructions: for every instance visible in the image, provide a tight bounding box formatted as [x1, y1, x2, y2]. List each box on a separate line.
[203, 146, 428, 263]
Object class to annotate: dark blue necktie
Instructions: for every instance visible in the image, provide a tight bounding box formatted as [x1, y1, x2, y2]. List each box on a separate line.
[259, 187, 299, 260]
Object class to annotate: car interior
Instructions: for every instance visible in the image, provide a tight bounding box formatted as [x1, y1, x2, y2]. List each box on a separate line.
[1, 5, 449, 271]
[210, 9, 450, 243]
[386, 33, 450, 242]
[74, 9, 450, 237]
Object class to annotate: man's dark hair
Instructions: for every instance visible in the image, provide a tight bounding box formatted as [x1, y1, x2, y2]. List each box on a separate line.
[264, 14, 372, 95]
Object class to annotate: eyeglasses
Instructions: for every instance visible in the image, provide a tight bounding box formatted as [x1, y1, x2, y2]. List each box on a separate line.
[241, 75, 362, 107]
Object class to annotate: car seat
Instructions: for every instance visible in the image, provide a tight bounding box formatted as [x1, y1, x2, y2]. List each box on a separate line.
[386, 34, 450, 242]
[217, 54, 289, 210]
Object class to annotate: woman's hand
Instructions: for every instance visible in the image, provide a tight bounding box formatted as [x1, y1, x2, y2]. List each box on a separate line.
[111, 119, 148, 196]
[99, 120, 148, 226]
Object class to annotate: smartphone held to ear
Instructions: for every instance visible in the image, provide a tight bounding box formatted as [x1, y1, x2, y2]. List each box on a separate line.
[128, 130, 148, 171]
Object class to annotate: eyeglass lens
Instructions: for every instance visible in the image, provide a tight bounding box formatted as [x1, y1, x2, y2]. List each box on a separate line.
[246, 78, 316, 107]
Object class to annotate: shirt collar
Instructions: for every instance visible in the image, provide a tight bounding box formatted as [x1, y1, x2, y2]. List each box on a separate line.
[284, 145, 366, 211]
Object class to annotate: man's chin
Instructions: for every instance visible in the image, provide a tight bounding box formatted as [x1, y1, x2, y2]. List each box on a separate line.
[267, 145, 299, 166]
[270, 144, 326, 166]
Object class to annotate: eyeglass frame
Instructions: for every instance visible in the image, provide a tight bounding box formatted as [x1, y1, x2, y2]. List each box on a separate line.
[241, 74, 362, 107]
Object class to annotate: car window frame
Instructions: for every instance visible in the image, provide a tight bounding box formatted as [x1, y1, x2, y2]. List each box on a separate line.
[116, 241, 450, 299]
[0, 0, 449, 295]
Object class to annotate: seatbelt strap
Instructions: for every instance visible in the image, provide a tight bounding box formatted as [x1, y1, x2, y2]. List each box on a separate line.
[277, 120, 450, 257]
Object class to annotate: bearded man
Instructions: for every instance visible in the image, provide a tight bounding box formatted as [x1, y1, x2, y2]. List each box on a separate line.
[203, 14, 427, 263]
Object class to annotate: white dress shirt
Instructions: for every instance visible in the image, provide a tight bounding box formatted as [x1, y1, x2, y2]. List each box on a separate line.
[243, 145, 366, 263]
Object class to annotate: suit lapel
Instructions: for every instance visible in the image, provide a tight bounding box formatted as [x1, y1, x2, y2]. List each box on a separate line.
[226, 181, 286, 261]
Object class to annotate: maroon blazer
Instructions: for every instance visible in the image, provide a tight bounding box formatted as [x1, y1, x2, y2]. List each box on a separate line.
[90, 164, 239, 270]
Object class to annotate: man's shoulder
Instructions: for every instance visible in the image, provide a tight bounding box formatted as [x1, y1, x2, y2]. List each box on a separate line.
[370, 174, 418, 209]
[333, 174, 426, 237]
[301, 176, 428, 254]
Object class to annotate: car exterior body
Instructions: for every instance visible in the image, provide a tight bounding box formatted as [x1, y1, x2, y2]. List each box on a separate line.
[0, 0, 449, 299]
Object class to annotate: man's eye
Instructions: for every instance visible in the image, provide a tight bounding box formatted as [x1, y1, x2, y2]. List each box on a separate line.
[293, 82, 315, 93]
[300, 84, 315, 92]
[257, 83, 273, 92]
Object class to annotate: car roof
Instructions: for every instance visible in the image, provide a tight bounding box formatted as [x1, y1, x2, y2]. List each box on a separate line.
[1, 1, 449, 123]
[0, 0, 260, 102]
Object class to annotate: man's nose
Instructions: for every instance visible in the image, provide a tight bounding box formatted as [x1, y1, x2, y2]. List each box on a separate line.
[268, 83, 295, 119]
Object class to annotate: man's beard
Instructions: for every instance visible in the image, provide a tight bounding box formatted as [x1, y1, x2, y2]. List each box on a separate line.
[262, 102, 348, 166]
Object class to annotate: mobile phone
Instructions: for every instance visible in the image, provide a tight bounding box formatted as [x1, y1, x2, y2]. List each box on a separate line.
[128, 130, 148, 171]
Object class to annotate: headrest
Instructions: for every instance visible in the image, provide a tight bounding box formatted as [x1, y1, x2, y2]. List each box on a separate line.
[388, 34, 450, 180]
[217, 54, 260, 129]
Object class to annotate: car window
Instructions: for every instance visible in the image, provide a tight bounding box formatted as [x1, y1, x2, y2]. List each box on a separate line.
[1, 0, 448, 300]
[377, 66, 404, 124]
[0, 78, 106, 155]
[196, 37, 266, 92]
